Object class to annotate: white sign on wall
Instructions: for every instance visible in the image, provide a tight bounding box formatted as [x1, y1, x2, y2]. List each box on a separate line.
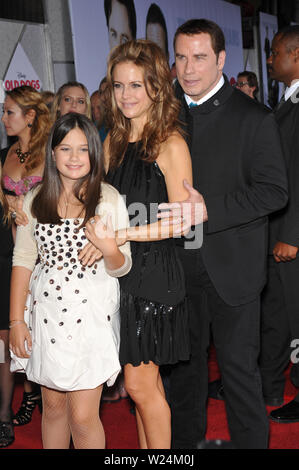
[3, 43, 42, 92]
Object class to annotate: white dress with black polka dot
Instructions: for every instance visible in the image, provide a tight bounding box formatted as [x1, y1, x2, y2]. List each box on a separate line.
[10, 184, 131, 392]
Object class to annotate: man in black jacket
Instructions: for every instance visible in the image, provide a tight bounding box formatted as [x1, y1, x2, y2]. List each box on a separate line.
[158, 19, 288, 449]
[259, 25, 299, 423]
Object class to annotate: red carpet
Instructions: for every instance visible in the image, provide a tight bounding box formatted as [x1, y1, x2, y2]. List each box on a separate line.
[3, 347, 299, 449]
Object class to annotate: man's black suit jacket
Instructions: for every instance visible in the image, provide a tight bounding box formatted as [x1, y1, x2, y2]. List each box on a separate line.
[268, 88, 299, 250]
[176, 76, 288, 306]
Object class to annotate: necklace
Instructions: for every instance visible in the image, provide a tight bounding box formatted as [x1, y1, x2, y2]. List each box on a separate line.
[61, 194, 83, 219]
[16, 145, 31, 164]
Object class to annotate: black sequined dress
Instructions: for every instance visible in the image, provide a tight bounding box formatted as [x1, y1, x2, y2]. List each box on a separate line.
[106, 142, 190, 366]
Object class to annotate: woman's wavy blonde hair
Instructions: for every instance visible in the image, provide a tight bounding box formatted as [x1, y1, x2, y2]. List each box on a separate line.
[6, 85, 51, 173]
[106, 39, 181, 168]
[51, 81, 92, 122]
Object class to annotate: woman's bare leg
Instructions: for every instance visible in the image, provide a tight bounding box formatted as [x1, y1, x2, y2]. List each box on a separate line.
[124, 362, 171, 449]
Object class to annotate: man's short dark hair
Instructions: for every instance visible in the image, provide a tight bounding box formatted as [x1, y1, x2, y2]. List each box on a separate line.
[146, 3, 169, 57]
[104, 0, 137, 39]
[238, 71, 259, 98]
[275, 25, 299, 52]
[174, 18, 225, 59]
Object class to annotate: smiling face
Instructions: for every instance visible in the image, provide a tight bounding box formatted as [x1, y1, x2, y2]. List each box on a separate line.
[267, 34, 298, 86]
[175, 33, 225, 101]
[112, 61, 153, 128]
[53, 127, 90, 188]
[1, 95, 31, 138]
[59, 86, 87, 117]
[108, 0, 133, 50]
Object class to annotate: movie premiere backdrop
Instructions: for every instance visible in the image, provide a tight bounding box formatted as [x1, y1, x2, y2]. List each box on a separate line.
[68, 0, 244, 96]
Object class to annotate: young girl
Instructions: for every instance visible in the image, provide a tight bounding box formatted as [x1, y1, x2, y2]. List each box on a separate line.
[102, 39, 193, 449]
[9, 112, 131, 449]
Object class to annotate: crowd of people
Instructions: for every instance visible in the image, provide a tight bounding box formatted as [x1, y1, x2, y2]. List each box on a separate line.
[0, 17, 299, 450]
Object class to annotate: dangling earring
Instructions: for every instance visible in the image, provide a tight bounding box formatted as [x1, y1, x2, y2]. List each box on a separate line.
[28, 123, 33, 128]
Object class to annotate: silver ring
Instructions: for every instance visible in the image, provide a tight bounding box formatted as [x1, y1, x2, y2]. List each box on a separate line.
[90, 218, 95, 224]
[11, 211, 17, 219]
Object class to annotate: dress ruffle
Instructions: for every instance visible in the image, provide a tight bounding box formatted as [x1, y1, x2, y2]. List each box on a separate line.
[119, 291, 190, 367]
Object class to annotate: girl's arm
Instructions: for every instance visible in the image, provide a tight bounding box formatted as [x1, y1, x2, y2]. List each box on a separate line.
[85, 185, 132, 277]
[9, 267, 33, 358]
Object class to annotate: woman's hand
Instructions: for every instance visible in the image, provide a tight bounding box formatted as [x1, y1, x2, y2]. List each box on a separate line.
[78, 242, 103, 266]
[7, 194, 28, 226]
[9, 322, 32, 359]
[115, 228, 128, 247]
[85, 214, 119, 256]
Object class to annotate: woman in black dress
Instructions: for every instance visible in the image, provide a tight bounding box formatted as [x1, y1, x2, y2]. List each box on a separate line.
[0, 165, 14, 447]
[103, 39, 192, 448]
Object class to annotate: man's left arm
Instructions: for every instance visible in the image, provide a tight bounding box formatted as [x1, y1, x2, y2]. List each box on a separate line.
[205, 113, 288, 234]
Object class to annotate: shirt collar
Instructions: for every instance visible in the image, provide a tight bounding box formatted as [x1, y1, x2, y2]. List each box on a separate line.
[185, 75, 225, 107]
[284, 79, 299, 101]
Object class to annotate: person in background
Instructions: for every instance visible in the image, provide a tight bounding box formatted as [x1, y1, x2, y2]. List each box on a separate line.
[90, 90, 102, 126]
[146, 3, 169, 61]
[170, 63, 177, 80]
[235, 71, 259, 100]
[105, 39, 192, 449]
[157, 18, 288, 449]
[41, 91, 55, 110]
[104, 0, 136, 51]
[0, 85, 51, 440]
[0, 164, 14, 447]
[91, 79, 109, 144]
[259, 25, 299, 423]
[51, 81, 92, 122]
[9, 112, 131, 449]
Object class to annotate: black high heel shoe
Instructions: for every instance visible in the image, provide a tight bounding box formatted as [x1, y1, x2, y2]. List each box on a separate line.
[0, 421, 14, 447]
[13, 391, 42, 426]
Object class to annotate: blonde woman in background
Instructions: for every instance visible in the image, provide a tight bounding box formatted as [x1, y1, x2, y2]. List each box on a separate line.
[0, 85, 51, 443]
[51, 81, 92, 122]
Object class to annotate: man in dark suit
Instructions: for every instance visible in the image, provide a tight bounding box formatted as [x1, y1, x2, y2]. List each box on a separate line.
[158, 19, 288, 449]
[259, 25, 299, 422]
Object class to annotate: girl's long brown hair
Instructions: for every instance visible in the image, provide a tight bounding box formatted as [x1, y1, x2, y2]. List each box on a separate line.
[31, 113, 104, 229]
[6, 85, 51, 173]
[106, 39, 182, 169]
